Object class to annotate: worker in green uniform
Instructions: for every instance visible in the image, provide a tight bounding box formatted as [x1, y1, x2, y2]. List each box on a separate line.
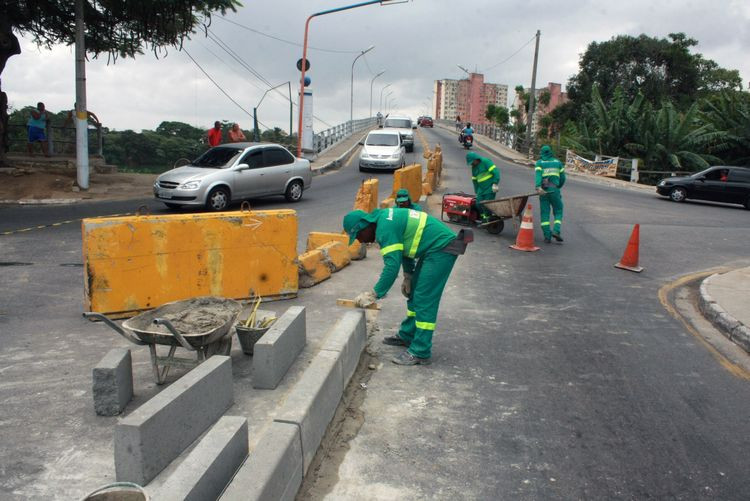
[466, 151, 500, 221]
[535, 145, 566, 243]
[395, 188, 422, 211]
[343, 207, 468, 366]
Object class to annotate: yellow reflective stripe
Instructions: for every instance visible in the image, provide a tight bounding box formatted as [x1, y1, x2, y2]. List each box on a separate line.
[407, 310, 416, 317]
[380, 243, 404, 255]
[488, 165, 496, 172]
[560, 167, 565, 173]
[471, 176, 477, 180]
[535, 167, 542, 171]
[407, 212, 428, 258]
[540, 221, 550, 226]
[476, 173, 493, 183]
[554, 220, 562, 224]
[415, 321, 436, 331]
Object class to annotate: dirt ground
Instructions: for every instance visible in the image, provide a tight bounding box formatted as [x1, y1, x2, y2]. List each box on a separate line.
[0, 168, 156, 201]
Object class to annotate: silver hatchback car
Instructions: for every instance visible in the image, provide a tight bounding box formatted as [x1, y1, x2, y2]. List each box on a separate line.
[154, 143, 312, 211]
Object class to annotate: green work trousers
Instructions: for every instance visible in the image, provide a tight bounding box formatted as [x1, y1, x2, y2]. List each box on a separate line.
[539, 189, 563, 239]
[476, 190, 496, 220]
[397, 250, 457, 359]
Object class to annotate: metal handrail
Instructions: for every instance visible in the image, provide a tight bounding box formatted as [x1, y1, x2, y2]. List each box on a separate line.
[6, 123, 104, 157]
[311, 117, 376, 154]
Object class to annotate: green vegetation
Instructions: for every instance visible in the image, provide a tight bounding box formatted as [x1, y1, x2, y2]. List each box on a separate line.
[549, 33, 749, 181]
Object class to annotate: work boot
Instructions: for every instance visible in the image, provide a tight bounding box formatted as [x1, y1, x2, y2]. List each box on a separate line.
[382, 335, 409, 347]
[552, 232, 564, 242]
[392, 350, 431, 366]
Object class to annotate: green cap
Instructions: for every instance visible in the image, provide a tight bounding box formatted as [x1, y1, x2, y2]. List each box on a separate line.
[342, 209, 380, 245]
[395, 188, 411, 203]
[466, 151, 480, 165]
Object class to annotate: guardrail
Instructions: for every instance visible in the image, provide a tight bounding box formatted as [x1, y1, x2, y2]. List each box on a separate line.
[436, 119, 521, 151]
[6, 123, 104, 157]
[312, 117, 376, 155]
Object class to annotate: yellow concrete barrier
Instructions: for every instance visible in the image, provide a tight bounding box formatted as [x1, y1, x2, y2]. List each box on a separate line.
[297, 249, 332, 288]
[318, 241, 351, 272]
[353, 178, 379, 213]
[305, 231, 365, 260]
[391, 164, 422, 203]
[82, 210, 298, 317]
[380, 197, 395, 208]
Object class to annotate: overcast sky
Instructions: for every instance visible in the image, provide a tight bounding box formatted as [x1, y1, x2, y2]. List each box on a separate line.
[4, 0, 749, 132]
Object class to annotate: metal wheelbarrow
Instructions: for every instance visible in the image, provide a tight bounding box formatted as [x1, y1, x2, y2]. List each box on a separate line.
[479, 192, 538, 234]
[84, 296, 242, 384]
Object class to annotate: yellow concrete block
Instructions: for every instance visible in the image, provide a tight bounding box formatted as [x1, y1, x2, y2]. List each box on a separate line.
[422, 182, 432, 196]
[318, 241, 351, 272]
[297, 249, 331, 288]
[380, 197, 394, 208]
[306, 231, 365, 261]
[392, 164, 422, 203]
[353, 178, 379, 213]
[82, 210, 298, 317]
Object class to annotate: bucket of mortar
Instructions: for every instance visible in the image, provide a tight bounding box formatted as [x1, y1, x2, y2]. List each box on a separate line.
[81, 482, 149, 501]
[235, 324, 271, 355]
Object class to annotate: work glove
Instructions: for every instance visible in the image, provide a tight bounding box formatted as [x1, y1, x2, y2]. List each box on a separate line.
[401, 273, 413, 298]
[536, 187, 547, 196]
[354, 290, 377, 308]
[491, 183, 498, 193]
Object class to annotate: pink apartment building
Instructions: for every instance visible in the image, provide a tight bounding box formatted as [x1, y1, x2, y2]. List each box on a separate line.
[434, 73, 508, 126]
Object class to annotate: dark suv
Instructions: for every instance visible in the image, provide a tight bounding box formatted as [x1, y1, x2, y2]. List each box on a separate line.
[656, 166, 750, 209]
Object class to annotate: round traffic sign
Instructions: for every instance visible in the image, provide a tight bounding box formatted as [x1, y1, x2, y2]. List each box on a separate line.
[296, 58, 310, 72]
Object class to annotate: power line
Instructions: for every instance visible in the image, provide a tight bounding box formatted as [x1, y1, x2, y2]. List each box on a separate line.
[183, 48, 272, 129]
[484, 34, 537, 72]
[214, 15, 361, 54]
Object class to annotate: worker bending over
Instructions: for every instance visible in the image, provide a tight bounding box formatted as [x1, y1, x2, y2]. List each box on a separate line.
[535, 145, 566, 243]
[343, 208, 469, 366]
[395, 188, 422, 211]
[466, 151, 500, 221]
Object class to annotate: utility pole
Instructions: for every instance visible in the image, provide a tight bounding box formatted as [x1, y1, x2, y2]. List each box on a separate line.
[525, 29, 540, 159]
[74, 0, 89, 189]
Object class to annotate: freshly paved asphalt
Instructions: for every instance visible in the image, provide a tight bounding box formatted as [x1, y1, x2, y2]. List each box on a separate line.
[321, 126, 750, 500]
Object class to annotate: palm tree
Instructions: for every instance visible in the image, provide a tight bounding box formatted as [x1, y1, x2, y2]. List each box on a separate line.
[701, 92, 750, 165]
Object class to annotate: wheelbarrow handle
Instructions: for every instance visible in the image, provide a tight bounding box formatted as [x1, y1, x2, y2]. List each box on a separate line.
[83, 312, 147, 346]
[153, 318, 196, 351]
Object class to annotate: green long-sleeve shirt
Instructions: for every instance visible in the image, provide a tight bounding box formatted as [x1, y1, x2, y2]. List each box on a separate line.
[535, 148, 565, 190]
[467, 152, 500, 196]
[372, 207, 456, 298]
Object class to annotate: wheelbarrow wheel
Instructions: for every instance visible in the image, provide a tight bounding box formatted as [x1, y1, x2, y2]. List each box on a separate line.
[485, 218, 504, 234]
[205, 336, 232, 357]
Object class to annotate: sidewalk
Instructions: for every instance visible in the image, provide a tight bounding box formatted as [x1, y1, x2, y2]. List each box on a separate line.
[699, 266, 750, 353]
[310, 128, 374, 176]
[435, 122, 655, 194]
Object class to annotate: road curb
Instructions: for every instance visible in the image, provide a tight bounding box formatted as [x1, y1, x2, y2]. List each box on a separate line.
[0, 197, 82, 205]
[311, 130, 372, 177]
[698, 273, 750, 353]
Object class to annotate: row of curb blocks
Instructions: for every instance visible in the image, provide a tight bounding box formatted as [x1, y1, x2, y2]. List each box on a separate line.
[698, 275, 750, 353]
[298, 232, 366, 288]
[221, 310, 367, 500]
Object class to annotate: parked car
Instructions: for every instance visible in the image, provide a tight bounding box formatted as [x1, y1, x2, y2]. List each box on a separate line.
[154, 143, 312, 211]
[656, 165, 750, 209]
[421, 116, 434, 127]
[382, 116, 414, 152]
[358, 130, 406, 172]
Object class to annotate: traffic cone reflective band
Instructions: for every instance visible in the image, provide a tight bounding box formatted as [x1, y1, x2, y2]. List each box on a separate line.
[615, 224, 643, 273]
[510, 204, 540, 252]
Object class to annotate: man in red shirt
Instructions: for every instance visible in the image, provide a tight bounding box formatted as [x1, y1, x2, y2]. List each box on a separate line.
[207, 121, 222, 146]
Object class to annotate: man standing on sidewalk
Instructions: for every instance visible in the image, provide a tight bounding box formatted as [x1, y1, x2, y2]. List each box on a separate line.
[343, 208, 465, 366]
[535, 145, 566, 243]
[207, 121, 223, 146]
[466, 151, 500, 222]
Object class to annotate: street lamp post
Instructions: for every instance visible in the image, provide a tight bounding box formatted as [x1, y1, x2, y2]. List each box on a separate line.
[254, 81, 292, 142]
[378, 83, 391, 114]
[297, 0, 399, 158]
[351, 45, 375, 135]
[383, 90, 393, 115]
[369, 70, 385, 118]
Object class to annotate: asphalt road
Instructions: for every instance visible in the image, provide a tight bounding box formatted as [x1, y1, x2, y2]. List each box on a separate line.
[319, 126, 750, 500]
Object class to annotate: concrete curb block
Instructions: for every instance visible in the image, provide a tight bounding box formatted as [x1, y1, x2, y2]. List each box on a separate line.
[93, 348, 133, 416]
[0, 198, 81, 205]
[154, 416, 248, 501]
[321, 310, 367, 387]
[253, 306, 307, 390]
[114, 356, 234, 485]
[220, 421, 303, 501]
[311, 130, 372, 177]
[698, 273, 750, 354]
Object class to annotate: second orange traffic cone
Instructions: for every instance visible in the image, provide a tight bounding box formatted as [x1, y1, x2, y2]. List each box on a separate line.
[614, 224, 643, 273]
[510, 204, 540, 252]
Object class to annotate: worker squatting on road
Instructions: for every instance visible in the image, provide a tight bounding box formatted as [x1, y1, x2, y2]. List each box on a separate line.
[535, 145, 566, 243]
[466, 151, 500, 221]
[395, 188, 422, 211]
[343, 208, 468, 366]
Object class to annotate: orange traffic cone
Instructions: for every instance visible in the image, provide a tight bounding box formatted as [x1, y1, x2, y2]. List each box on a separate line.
[510, 204, 540, 252]
[615, 224, 643, 272]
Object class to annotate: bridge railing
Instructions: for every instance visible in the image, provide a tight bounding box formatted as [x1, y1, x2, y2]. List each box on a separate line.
[312, 117, 377, 155]
[6, 123, 104, 157]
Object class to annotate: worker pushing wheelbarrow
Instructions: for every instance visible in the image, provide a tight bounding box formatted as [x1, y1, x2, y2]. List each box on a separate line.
[441, 191, 537, 235]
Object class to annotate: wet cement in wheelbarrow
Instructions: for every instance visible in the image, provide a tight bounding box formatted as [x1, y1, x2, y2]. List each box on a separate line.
[131, 297, 240, 335]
